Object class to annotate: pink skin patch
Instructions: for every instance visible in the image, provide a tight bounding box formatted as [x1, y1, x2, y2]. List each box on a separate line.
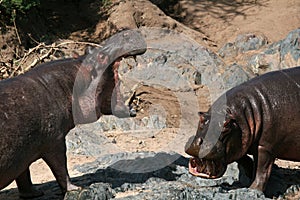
[112, 58, 126, 107]
[188, 157, 226, 179]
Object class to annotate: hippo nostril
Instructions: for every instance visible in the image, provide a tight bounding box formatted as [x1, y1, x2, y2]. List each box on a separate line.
[128, 104, 137, 117]
[197, 137, 203, 146]
[191, 158, 197, 168]
[129, 108, 137, 117]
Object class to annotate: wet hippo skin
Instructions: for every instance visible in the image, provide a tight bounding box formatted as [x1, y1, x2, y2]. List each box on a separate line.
[0, 30, 146, 198]
[185, 66, 300, 192]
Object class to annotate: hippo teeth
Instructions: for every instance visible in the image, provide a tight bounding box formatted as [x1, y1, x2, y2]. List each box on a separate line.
[188, 157, 225, 179]
[210, 161, 216, 175]
[191, 158, 197, 168]
[204, 160, 213, 176]
[197, 159, 206, 172]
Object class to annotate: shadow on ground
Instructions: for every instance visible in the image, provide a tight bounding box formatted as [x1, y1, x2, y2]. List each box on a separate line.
[152, 0, 268, 21]
[1, 153, 299, 199]
[14, 0, 110, 48]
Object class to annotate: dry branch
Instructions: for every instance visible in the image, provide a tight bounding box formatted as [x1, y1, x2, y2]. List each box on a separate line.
[8, 40, 102, 78]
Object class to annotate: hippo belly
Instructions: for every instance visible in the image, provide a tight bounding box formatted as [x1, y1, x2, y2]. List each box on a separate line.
[270, 126, 300, 162]
[0, 78, 62, 190]
[277, 139, 300, 161]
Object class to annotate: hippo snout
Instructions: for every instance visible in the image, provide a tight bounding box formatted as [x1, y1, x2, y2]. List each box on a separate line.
[129, 107, 137, 117]
[185, 136, 203, 157]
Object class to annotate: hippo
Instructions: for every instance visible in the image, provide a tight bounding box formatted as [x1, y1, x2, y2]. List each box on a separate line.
[0, 30, 146, 198]
[185, 66, 300, 192]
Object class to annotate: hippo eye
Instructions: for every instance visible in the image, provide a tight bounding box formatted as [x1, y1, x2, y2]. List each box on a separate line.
[91, 68, 97, 79]
[218, 122, 222, 128]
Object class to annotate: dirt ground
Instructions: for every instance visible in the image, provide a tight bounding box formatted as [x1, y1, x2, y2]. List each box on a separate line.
[1, 0, 300, 197]
[177, 0, 300, 48]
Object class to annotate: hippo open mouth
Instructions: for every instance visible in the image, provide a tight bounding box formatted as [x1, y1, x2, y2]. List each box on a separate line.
[80, 29, 146, 120]
[110, 56, 138, 117]
[188, 157, 227, 179]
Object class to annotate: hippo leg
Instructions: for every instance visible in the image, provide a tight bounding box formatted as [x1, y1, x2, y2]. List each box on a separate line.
[16, 168, 44, 198]
[42, 139, 80, 193]
[250, 146, 275, 191]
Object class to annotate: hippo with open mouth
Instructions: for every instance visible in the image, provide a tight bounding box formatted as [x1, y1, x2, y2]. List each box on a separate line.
[185, 66, 300, 192]
[0, 30, 146, 198]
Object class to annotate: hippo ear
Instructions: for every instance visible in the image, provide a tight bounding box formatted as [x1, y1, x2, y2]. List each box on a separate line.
[223, 122, 239, 138]
[85, 46, 96, 55]
[73, 64, 96, 95]
[198, 112, 209, 124]
[223, 108, 236, 128]
[223, 118, 233, 128]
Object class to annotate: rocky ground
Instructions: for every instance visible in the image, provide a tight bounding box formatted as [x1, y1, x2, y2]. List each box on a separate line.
[0, 0, 300, 199]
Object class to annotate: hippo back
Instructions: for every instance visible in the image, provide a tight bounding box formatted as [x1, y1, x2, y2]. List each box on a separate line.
[226, 67, 300, 161]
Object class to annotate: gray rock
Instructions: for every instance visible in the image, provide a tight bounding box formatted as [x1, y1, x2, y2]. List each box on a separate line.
[219, 33, 268, 58]
[235, 33, 268, 53]
[247, 28, 300, 74]
[64, 183, 115, 200]
[96, 115, 166, 132]
[279, 28, 300, 62]
[67, 152, 273, 200]
[220, 63, 252, 90]
[66, 123, 110, 156]
[119, 28, 250, 102]
[218, 42, 238, 58]
[67, 29, 253, 145]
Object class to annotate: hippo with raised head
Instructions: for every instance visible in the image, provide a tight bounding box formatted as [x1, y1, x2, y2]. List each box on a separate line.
[0, 30, 146, 198]
[185, 67, 300, 192]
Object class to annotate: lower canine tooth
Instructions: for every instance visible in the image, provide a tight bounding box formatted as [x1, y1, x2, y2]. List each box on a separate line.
[198, 163, 206, 172]
[191, 159, 197, 168]
[211, 161, 215, 175]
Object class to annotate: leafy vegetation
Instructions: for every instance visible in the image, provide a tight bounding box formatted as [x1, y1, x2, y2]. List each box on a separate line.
[101, 0, 111, 7]
[0, 0, 40, 22]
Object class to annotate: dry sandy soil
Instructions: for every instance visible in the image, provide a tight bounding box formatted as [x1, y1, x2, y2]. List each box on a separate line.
[1, 0, 300, 198]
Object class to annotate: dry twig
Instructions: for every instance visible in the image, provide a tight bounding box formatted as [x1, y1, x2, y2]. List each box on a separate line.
[12, 10, 21, 45]
[9, 40, 102, 78]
